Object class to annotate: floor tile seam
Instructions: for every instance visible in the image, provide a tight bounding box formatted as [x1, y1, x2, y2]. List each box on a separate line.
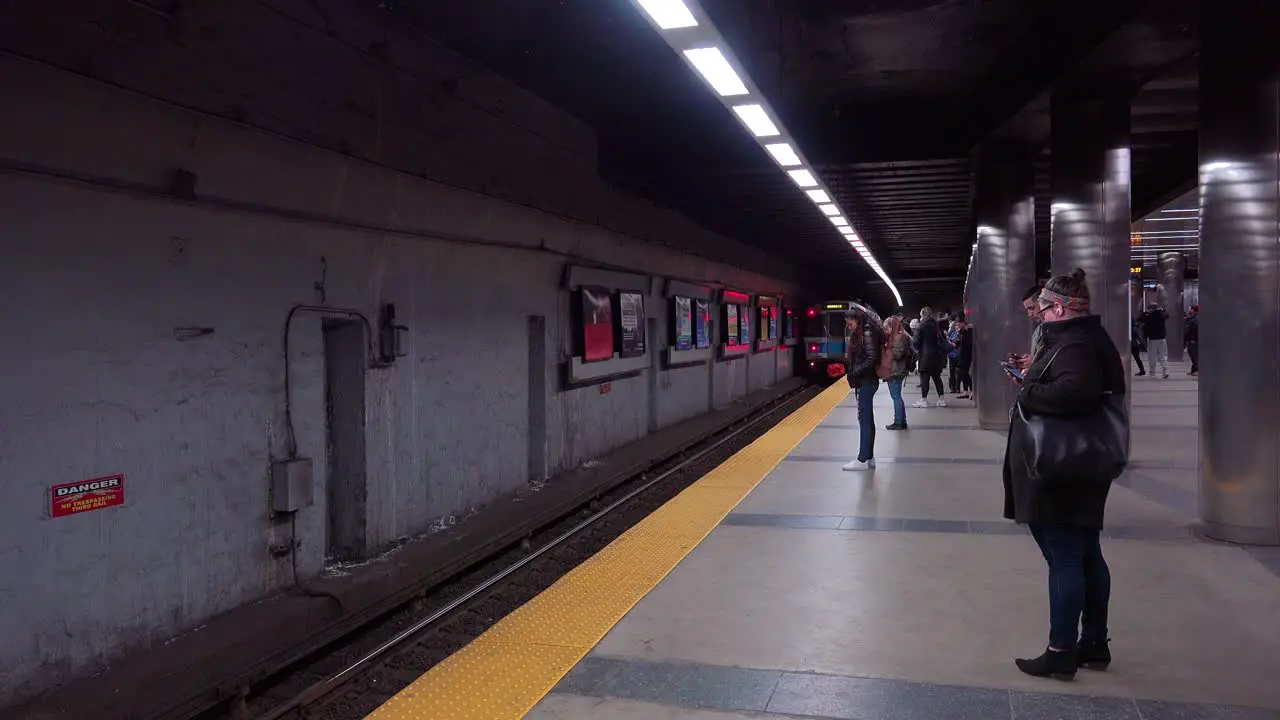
[574, 653, 1280, 715]
[364, 381, 852, 720]
[719, 513, 1203, 542]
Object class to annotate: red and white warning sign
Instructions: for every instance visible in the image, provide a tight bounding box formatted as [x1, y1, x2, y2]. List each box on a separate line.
[50, 474, 126, 518]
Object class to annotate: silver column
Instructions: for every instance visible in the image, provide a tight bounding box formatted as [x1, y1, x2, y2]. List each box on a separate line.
[1198, 1, 1280, 545]
[1048, 85, 1134, 367]
[971, 144, 1036, 431]
[1157, 252, 1186, 361]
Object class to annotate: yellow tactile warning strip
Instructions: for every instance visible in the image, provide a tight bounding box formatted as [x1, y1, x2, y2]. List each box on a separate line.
[365, 380, 850, 720]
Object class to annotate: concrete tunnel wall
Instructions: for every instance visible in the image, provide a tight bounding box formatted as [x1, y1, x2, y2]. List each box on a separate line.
[0, 48, 802, 703]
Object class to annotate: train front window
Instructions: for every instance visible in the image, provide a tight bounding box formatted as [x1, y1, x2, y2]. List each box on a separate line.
[803, 313, 849, 338]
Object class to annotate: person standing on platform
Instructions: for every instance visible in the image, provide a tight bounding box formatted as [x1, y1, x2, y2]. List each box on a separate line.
[881, 315, 913, 430]
[1185, 305, 1200, 376]
[1010, 284, 1045, 375]
[912, 307, 947, 408]
[843, 306, 883, 471]
[954, 318, 974, 399]
[1002, 268, 1127, 680]
[947, 321, 962, 394]
[1139, 305, 1170, 378]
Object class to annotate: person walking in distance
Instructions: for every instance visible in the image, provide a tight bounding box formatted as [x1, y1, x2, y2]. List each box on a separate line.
[1130, 317, 1147, 377]
[881, 315, 914, 430]
[1139, 304, 1170, 378]
[1003, 268, 1127, 680]
[1184, 305, 1200, 376]
[843, 306, 883, 471]
[912, 307, 947, 408]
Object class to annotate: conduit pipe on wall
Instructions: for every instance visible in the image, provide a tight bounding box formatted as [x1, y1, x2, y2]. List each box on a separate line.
[281, 305, 379, 460]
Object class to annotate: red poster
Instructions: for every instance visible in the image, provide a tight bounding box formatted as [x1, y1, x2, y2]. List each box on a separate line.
[51, 474, 125, 518]
[581, 287, 615, 362]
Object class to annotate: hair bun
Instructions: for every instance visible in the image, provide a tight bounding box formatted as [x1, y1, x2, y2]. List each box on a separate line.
[1070, 267, 1087, 282]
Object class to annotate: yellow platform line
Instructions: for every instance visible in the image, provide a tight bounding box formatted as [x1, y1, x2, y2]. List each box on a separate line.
[366, 381, 850, 720]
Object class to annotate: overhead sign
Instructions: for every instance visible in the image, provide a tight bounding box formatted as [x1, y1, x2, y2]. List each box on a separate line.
[51, 474, 125, 518]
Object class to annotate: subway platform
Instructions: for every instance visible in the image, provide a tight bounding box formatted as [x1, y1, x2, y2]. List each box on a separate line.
[370, 362, 1280, 720]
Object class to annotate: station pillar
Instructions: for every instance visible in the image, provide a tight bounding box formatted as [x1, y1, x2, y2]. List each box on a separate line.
[1198, 1, 1280, 545]
[1158, 251, 1186, 361]
[1049, 84, 1134, 368]
[970, 142, 1036, 431]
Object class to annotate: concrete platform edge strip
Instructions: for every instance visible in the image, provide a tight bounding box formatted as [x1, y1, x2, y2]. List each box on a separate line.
[549, 655, 1280, 720]
[719, 512, 1201, 542]
[364, 381, 852, 720]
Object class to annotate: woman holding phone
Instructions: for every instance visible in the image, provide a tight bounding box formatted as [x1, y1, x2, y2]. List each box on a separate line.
[1001, 268, 1128, 680]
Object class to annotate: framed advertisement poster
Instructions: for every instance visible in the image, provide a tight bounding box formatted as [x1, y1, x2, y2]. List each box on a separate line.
[618, 291, 646, 358]
[674, 297, 693, 350]
[580, 286, 614, 362]
[768, 305, 778, 339]
[695, 299, 711, 349]
[738, 305, 751, 346]
[725, 304, 740, 345]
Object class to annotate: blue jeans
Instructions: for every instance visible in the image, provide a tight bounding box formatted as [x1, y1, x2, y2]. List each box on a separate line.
[886, 377, 906, 425]
[854, 379, 879, 461]
[1029, 523, 1111, 650]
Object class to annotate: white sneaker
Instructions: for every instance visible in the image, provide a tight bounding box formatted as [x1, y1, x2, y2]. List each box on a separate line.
[842, 459, 876, 471]
[936, 399, 947, 408]
[912, 399, 929, 409]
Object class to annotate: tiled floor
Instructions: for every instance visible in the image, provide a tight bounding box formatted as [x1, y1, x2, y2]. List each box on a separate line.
[530, 363, 1280, 720]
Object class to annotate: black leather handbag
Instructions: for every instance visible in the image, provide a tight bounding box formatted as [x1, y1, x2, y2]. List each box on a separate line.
[1010, 350, 1130, 485]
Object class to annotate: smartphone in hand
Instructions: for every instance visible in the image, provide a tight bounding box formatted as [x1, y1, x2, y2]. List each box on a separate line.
[1000, 361, 1025, 382]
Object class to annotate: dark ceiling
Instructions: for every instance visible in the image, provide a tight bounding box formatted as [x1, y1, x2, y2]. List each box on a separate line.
[396, 0, 1202, 308]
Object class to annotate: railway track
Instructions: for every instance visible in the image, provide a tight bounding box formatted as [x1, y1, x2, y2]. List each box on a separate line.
[197, 386, 818, 720]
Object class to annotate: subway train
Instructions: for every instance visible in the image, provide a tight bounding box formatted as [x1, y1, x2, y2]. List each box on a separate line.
[801, 299, 881, 383]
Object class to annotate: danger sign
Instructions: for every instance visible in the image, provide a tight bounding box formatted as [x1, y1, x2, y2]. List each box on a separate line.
[50, 474, 125, 518]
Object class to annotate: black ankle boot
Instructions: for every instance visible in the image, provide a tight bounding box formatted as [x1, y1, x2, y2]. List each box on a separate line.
[1015, 648, 1076, 680]
[1076, 638, 1111, 670]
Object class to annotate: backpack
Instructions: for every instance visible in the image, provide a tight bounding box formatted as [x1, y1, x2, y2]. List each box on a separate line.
[875, 332, 898, 380]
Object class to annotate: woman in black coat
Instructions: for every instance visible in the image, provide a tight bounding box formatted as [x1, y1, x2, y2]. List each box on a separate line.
[843, 306, 883, 472]
[1002, 268, 1128, 680]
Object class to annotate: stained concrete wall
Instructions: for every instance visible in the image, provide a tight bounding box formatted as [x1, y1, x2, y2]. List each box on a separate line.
[0, 44, 801, 704]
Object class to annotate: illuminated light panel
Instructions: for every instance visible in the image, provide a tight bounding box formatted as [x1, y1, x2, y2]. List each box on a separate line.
[818, 204, 840, 217]
[731, 104, 779, 137]
[630, 1, 903, 309]
[764, 142, 802, 167]
[787, 169, 818, 188]
[635, 0, 698, 29]
[683, 47, 748, 96]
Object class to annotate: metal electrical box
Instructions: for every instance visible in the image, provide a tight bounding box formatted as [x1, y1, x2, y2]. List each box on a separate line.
[271, 458, 314, 513]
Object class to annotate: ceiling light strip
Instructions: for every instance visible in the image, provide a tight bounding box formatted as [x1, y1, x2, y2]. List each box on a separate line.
[629, 0, 902, 308]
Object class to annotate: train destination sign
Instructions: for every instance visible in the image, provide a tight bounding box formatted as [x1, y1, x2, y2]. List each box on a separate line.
[51, 474, 126, 518]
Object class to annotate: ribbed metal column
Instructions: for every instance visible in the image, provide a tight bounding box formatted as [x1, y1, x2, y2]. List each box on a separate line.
[1198, 0, 1280, 545]
[971, 143, 1036, 431]
[1049, 85, 1134, 368]
[1158, 252, 1186, 361]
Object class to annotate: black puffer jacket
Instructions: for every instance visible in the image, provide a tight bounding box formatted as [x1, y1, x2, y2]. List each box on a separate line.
[1002, 315, 1127, 528]
[913, 318, 946, 374]
[846, 322, 883, 388]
